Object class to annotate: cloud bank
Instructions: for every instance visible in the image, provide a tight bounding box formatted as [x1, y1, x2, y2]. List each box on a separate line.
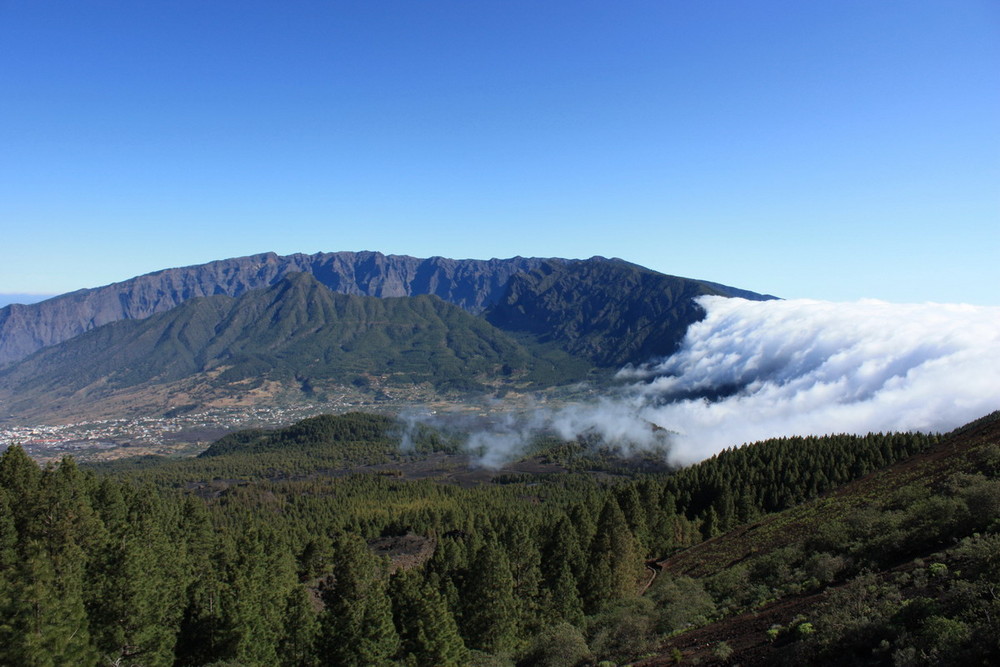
[609, 296, 1000, 463]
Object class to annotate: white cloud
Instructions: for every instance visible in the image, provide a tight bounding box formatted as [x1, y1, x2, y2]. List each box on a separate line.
[609, 297, 1000, 463]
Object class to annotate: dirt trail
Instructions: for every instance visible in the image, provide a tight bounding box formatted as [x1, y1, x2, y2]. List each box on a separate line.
[638, 558, 663, 595]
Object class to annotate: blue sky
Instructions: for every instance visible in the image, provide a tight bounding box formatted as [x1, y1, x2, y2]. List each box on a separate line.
[1, 0, 997, 304]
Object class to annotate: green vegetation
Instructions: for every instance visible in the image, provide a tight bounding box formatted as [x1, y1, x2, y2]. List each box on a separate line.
[0, 258, 770, 423]
[0, 273, 593, 419]
[200, 412, 400, 458]
[2, 411, 996, 665]
[655, 413, 1000, 664]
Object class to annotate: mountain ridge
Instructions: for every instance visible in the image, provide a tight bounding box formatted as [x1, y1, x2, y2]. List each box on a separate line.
[0, 273, 589, 420]
[0, 251, 554, 366]
[0, 251, 775, 367]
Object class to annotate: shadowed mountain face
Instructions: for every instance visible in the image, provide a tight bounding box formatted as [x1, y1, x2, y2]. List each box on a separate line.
[0, 273, 584, 418]
[0, 252, 552, 366]
[485, 259, 772, 366]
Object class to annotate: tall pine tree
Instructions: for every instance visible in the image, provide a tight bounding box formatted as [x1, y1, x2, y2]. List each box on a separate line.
[317, 533, 399, 666]
[389, 569, 467, 667]
[461, 538, 519, 654]
[581, 497, 642, 613]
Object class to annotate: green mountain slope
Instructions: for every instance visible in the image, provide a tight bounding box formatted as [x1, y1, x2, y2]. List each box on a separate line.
[0, 251, 775, 368]
[0, 251, 554, 366]
[0, 273, 587, 418]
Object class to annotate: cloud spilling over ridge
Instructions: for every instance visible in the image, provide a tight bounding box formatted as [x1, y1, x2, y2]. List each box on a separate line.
[400, 297, 1000, 468]
[404, 296, 1000, 468]
[610, 296, 1000, 463]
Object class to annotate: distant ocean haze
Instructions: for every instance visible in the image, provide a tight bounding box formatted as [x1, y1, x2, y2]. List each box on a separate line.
[0, 293, 56, 307]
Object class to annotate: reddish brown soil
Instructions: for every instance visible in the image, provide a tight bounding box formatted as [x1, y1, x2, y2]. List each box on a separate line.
[368, 532, 437, 573]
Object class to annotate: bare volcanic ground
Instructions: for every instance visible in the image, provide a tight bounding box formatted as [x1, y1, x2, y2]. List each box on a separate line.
[369, 533, 437, 573]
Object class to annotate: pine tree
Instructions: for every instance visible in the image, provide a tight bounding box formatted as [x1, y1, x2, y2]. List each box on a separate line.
[85, 484, 185, 666]
[568, 498, 599, 549]
[0, 456, 105, 665]
[736, 489, 759, 524]
[501, 517, 542, 633]
[581, 497, 642, 613]
[426, 535, 470, 625]
[1, 538, 99, 665]
[541, 514, 584, 588]
[0, 489, 21, 661]
[298, 534, 334, 581]
[277, 585, 319, 667]
[616, 484, 651, 556]
[461, 538, 519, 653]
[715, 486, 735, 533]
[0, 489, 16, 570]
[702, 506, 721, 539]
[0, 446, 41, 526]
[317, 533, 399, 666]
[545, 560, 585, 626]
[174, 497, 225, 666]
[390, 569, 467, 667]
[218, 526, 299, 665]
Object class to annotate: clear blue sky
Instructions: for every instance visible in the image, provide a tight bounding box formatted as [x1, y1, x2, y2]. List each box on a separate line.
[1, 0, 997, 304]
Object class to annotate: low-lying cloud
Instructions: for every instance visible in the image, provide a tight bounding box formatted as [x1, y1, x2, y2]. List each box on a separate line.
[612, 296, 1000, 463]
[403, 297, 1000, 468]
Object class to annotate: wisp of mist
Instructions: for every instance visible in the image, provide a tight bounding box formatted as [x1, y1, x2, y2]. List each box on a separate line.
[406, 296, 1000, 468]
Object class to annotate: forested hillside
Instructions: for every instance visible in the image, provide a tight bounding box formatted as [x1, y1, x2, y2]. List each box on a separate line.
[4, 411, 989, 666]
[0, 274, 592, 421]
[640, 412, 1000, 665]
